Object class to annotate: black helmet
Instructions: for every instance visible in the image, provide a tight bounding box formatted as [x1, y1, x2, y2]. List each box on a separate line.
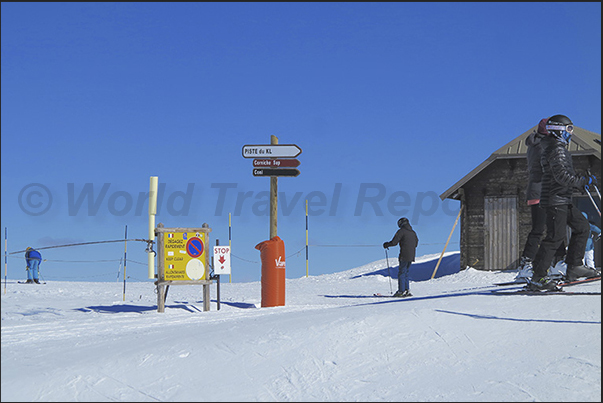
[546, 114, 574, 145]
[397, 217, 409, 228]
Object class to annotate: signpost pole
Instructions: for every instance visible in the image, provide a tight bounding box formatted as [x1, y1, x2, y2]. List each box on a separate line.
[270, 135, 278, 239]
[123, 225, 127, 301]
[202, 223, 211, 311]
[229, 212, 232, 283]
[215, 239, 221, 311]
[148, 176, 159, 279]
[156, 223, 166, 313]
[306, 199, 309, 277]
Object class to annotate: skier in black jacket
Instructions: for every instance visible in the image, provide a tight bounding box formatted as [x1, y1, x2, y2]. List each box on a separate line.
[528, 114, 600, 291]
[516, 118, 566, 280]
[383, 217, 419, 297]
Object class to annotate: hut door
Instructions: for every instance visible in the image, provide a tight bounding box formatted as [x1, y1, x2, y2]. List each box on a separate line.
[484, 196, 518, 270]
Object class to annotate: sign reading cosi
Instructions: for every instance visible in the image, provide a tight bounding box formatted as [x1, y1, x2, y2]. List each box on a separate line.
[253, 168, 300, 177]
[164, 232, 207, 281]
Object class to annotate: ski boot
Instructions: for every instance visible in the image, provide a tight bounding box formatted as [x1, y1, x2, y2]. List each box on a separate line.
[547, 260, 567, 281]
[33, 279, 41, 284]
[527, 276, 560, 291]
[25, 279, 34, 284]
[565, 265, 600, 282]
[515, 256, 533, 281]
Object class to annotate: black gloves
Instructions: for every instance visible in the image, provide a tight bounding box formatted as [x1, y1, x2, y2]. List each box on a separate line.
[383, 242, 389, 249]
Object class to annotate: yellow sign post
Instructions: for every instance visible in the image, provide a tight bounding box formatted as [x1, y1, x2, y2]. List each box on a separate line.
[155, 223, 212, 313]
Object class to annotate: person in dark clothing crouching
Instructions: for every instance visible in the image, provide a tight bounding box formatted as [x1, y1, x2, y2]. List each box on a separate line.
[383, 217, 419, 297]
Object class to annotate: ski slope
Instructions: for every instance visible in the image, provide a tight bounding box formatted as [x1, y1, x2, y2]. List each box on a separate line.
[1, 252, 601, 402]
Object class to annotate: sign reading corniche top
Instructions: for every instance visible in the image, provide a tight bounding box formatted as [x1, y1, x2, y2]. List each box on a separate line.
[253, 158, 301, 168]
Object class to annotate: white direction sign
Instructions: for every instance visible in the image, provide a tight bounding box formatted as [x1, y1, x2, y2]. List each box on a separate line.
[242, 144, 302, 158]
[213, 246, 231, 275]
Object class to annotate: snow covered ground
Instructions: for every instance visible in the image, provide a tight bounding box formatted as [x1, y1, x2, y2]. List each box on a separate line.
[1, 252, 601, 402]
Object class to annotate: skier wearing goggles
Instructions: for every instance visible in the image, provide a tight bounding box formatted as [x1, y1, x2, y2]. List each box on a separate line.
[528, 114, 600, 291]
[545, 123, 574, 145]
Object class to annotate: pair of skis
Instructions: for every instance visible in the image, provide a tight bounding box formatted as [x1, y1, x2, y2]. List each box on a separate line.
[495, 276, 601, 287]
[492, 276, 600, 296]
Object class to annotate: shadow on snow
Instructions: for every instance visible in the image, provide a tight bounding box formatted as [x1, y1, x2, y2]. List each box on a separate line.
[351, 252, 461, 281]
[74, 299, 256, 314]
[322, 290, 601, 325]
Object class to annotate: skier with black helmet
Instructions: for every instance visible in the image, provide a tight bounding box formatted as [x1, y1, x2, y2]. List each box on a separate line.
[383, 217, 419, 297]
[516, 118, 566, 281]
[528, 114, 600, 291]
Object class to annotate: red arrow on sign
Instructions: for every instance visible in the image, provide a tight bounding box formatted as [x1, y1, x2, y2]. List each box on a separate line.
[219, 255, 226, 264]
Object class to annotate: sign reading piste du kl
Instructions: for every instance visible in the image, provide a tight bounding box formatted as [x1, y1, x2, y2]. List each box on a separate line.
[242, 144, 302, 158]
[243, 143, 302, 178]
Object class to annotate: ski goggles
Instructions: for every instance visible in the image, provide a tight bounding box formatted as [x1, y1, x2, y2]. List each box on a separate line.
[546, 124, 574, 134]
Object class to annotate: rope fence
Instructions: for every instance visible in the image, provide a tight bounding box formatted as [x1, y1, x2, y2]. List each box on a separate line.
[7, 239, 150, 255]
[4, 228, 461, 286]
[6, 241, 459, 266]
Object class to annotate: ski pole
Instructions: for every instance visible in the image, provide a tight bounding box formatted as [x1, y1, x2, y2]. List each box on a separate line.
[385, 248, 393, 295]
[593, 182, 601, 201]
[585, 186, 601, 217]
[586, 170, 601, 201]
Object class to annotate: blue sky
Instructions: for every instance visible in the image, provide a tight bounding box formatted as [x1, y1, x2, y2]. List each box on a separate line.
[2, 2, 601, 283]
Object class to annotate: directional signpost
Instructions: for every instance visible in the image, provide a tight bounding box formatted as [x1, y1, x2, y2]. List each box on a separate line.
[243, 138, 302, 239]
[242, 142, 302, 179]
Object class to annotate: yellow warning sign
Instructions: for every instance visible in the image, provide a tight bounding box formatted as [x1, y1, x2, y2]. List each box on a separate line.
[163, 232, 207, 281]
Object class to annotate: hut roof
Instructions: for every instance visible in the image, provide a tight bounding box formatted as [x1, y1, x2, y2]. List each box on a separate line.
[440, 126, 601, 201]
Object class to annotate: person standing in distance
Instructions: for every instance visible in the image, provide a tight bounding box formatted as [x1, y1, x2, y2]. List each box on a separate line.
[383, 217, 419, 297]
[528, 115, 600, 290]
[25, 247, 42, 284]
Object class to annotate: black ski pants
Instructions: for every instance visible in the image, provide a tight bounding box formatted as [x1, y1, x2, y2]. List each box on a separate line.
[522, 204, 565, 261]
[532, 204, 590, 278]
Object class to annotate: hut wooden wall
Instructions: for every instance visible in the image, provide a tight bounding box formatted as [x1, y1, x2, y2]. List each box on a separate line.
[459, 155, 600, 271]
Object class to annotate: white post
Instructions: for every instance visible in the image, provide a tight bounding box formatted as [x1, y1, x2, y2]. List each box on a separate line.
[148, 176, 159, 279]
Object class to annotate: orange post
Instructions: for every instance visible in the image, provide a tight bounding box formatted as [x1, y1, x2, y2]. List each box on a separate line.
[255, 236, 286, 307]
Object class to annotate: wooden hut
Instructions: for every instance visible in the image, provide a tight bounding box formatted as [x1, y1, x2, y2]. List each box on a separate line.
[440, 125, 601, 271]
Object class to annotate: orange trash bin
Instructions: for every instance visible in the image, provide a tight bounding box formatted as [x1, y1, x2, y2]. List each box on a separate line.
[255, 236, 286, 307]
